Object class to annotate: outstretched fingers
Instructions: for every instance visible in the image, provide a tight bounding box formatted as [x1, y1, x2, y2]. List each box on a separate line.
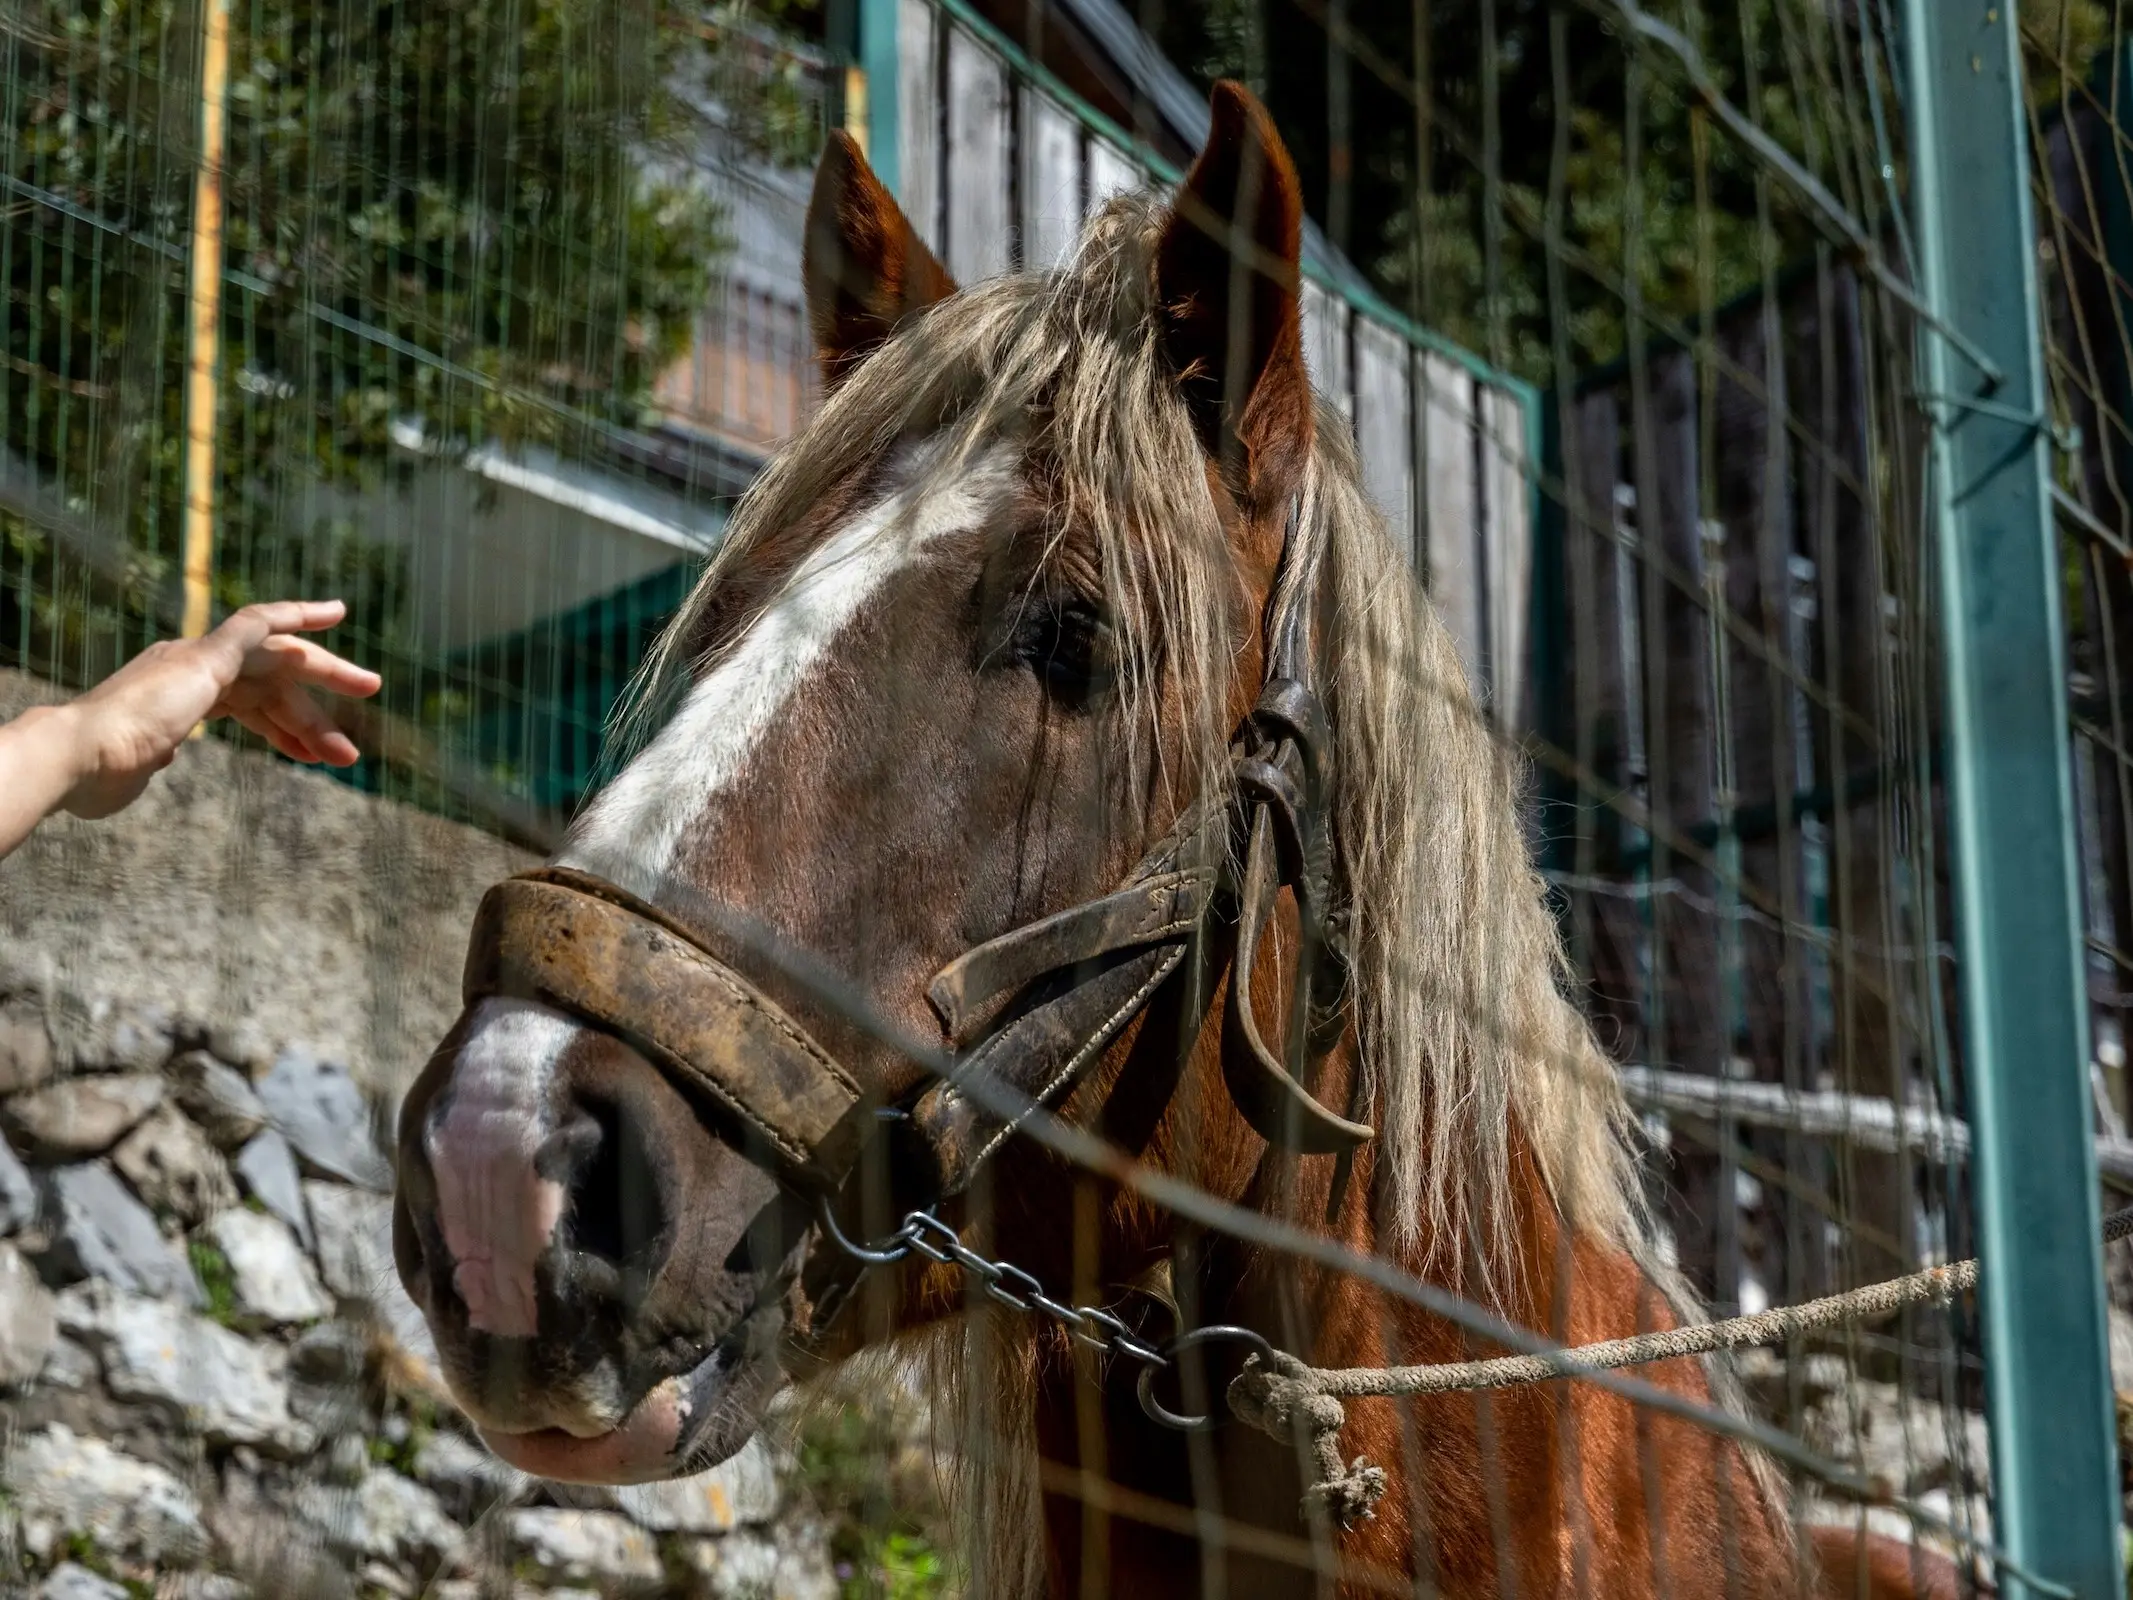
[248, 633, 382, 700]
[218, 598, 351, 649]
[227, 682, 360, 766]
[200, 601, 378, 766]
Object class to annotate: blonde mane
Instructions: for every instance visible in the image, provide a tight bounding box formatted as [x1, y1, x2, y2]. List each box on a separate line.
[610, 183, 1692, 1596]
[623, 188, 1644, 1279]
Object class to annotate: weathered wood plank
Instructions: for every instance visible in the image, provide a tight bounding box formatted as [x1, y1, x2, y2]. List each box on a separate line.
[896, 0, 940, 252]
[1480, 383, 1530, 730]
[1560, 390, 1649, 1069]
[1351, 317, 1413, 568]
[1085, 138, 1138, 217]
[1020, 90, 1083, 270]
[1615, 1066, 2133, 1190]
[1299, 281, 1352, 421]
[1417, 350, 1481, 705]
[1790, 262, 1907, 1287]
[1709, 293, 1803, 1305]
[944, 27, 1011, 282]
[1636, 347, 1727, 1300]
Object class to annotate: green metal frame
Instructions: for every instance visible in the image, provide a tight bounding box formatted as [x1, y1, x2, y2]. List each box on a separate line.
[1903, 2, 2121, 1592]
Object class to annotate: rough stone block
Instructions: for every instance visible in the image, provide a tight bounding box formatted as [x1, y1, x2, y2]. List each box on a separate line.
[256, 1048, 391, 1190]
[0, 1237, 57, 1387]
[170, 1050, 268, 1150]
[0, 1132, 35, 1234]
[38, 1332, 98, 1390]
[57, 1279, 317, 1454]
[232, 1128, 312, 1251]
[0, 996, 53, 1095]
[305, 1179, 394, 1301]
[38, 1564, 131, 1600]
[609, 1435, 781, 1532]
[7, 1422, 209, 1566]
[207, 1207, 332, 1325]
[5, 1074, 166, 1159]
[507, 1508, 664, 1592]
[39, 1161, 202, 1304]
[113, 1106, 239, 1225]
[288, 1466, 465, 1570]
[411, 1427, 527, 1519]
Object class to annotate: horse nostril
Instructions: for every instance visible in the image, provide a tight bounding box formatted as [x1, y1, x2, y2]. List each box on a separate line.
[544, 1097, 669, 1298]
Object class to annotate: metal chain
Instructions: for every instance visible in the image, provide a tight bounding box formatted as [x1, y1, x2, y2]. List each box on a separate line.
[813, 1196, 1275, 1429]
[817, 1198, 1171, 1365]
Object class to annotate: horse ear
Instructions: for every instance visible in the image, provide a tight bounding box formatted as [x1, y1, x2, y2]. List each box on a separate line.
[1156, 81, 1313, 505]
[804, 132, 957, 386]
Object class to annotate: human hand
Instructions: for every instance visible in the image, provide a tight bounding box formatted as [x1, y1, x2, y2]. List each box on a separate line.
[57, 599, 383, 820]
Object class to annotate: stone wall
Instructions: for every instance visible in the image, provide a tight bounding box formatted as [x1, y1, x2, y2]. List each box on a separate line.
[0, 672, 932, 1599]
[0, 982, 849, 1598]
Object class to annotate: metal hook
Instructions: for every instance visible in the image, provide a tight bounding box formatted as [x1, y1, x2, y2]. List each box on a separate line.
[1135, 1324, 1282, 1431]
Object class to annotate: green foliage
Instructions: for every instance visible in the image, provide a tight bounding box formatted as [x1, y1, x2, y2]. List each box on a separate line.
[368, 1404, 432, 1476]
[872, 1531, 948, 1599]
[3, 0, 730, 680]
[793, 1395, 960, 1600]
[188, 1235, 239, 1327]
[1157, 0, 2123, 382]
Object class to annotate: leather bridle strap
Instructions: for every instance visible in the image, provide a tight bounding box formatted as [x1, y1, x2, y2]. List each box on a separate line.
[910, 798, 1228, 1198]
[1215, 501, 1374, 1153]
[463, 866, 872, 1194]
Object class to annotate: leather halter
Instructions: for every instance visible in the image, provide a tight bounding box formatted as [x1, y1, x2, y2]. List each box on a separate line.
[458, 497, 1375, 1209]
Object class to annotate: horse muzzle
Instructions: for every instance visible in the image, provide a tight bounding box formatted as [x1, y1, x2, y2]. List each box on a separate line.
[391, 978, 810, 1483]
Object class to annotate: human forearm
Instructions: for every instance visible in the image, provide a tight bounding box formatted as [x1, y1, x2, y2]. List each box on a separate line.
[0, 602, 377, 861]
[0, 702, 90, 859]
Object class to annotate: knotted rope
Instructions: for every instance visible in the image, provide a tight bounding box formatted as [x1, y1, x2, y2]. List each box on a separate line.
[1227, 1203, 2133, 1529]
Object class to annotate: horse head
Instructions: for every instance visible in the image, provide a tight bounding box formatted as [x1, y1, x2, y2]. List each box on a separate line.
[391, 81, 1342, 1485]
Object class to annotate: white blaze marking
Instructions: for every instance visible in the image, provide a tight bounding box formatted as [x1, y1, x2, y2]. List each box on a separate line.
[431, 439, 1017, 1337]
[429, 998, 579, 1339]
[564, 440, 1018, 901]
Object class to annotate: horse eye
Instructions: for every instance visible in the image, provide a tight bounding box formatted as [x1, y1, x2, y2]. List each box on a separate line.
[1019, 601, 1112, 707]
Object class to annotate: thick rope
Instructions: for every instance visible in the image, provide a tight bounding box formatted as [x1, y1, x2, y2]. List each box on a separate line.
[1229, 1203, 2133, 1528]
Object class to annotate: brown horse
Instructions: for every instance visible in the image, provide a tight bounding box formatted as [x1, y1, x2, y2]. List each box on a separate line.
[392, 82, 1963, 1598]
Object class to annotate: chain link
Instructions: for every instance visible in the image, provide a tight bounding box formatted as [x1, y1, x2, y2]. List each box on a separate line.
[816, 1199, 1174, 1372]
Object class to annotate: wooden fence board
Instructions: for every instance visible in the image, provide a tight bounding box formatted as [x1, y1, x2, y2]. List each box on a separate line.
[1481, 383, 1530, 729]
[1709, 297, 1804, 1306]
[1794, 262, 1908, 1286]
[1352, 317, 1414, 569]
[1418, 351, 1481, 704]
[897, 0, 941, 252]
[1020, 90, 1083, 270]
[1085, 138, 1139, 217]
[1300, 281, 1352, 421]
[944, 28, 1011, 282]
[1637, 347, 1728, 1299]
[1560, 389, 1649, 1066]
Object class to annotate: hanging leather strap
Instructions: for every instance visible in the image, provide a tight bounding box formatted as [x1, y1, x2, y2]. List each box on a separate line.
[1222, 800, 1373, 1151]
[463, 866, 872, 1193]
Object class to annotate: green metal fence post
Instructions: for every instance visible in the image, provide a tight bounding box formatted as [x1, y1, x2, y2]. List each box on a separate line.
[1902, 3, 2122, 1592]
[857, 0, 899, 197]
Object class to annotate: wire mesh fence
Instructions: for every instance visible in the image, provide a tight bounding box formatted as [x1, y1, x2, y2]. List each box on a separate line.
[1, 0, 2130, 1596]
[1, 0, 836, 832]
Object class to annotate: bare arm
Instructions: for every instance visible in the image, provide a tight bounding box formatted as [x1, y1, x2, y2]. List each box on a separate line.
[0, 599, 382, 860]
